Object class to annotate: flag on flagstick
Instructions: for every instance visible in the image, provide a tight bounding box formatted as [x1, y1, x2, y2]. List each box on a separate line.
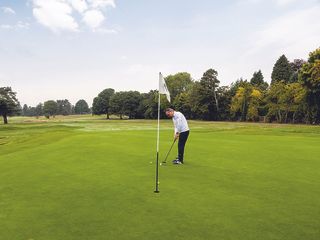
[159, 72, 171, 102]
[154, 72, 171, 193]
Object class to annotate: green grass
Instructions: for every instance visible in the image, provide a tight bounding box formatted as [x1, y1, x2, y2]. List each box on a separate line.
[1, 116, 320, 240]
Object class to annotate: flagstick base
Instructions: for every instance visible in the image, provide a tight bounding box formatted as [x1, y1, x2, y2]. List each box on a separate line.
[154, 190, 160, 193]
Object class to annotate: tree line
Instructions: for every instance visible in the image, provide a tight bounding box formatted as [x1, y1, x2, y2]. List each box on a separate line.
[21, 99, 90, 118]
[1, 47, 319, 124]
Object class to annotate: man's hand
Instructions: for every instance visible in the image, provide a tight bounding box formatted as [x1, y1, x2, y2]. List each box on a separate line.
[174, 133, 180, 140]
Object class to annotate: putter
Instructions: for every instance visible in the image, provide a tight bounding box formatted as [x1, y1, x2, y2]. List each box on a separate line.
[161, 138, 177, 164]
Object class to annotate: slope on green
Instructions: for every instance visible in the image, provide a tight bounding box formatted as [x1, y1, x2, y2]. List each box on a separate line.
[0, 117, 320, 240]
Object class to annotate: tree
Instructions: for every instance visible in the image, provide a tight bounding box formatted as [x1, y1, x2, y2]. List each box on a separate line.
[0, 87, 20, 124]
[187, 69, 220, 120]
[250, 70, 268, 91]
[247, 89, 262, 121]
[122, 91, 143, 119]
[74, 99, 90, 114]
[22, 104, 29, 116]
[266, 81, 306, 123]
[271, 54, 293, 84]
[299, 47, 320, 123]
[35, 103, 43, 117]
[92, 88, 115, 118]
[109, 92, 125, 119]
[289, 59, 306, 83]
[56, 99, 72, 115]
[165, 72, 193, 101]
[230, 82, 255, 121]
[173, 91, 192, 119]
[109, 91, 143, 119]
[216, 86, 232, 121]
[43, 100, 58, 118]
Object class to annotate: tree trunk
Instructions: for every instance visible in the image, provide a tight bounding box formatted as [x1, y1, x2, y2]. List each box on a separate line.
[242, 99, 246, 121]
[3, 114, 8, 124]
[107, 113, 110, 119]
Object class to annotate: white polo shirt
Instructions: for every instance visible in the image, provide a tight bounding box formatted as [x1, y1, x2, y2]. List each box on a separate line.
[173, 111, 189, 134]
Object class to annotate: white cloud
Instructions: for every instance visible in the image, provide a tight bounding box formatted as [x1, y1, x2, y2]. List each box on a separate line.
[31, 0, 116, 33]
[0, 21, 30, 30]
[32, 0, 79, 32]
[16, 21, 30, 29]
[83, 9, 105, 28]
[94, 27, 118, 34]
[246, 5, 320, 57]
[87, 0, 115, 8]
[0, 24, 13, 29]
[68, 0, 88, 13]
[275, 0, 298, 6]
[1, 6, 15, 14]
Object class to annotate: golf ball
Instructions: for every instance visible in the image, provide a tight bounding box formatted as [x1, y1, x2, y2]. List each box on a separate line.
[160, 163, 162, 166]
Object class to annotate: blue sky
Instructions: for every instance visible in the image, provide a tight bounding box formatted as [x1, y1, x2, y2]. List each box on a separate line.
[0, 0, 319, 106]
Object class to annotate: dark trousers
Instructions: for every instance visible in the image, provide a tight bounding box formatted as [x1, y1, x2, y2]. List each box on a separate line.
[178, 130, 189, 163]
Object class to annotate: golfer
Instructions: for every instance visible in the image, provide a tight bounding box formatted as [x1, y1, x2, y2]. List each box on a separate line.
[165, 108, 190, 164]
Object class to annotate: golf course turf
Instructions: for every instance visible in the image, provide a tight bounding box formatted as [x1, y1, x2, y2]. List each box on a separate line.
[0, 116, 319, 239]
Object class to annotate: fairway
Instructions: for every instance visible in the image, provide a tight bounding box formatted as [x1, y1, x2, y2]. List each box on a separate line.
[1, 116, 320, 240]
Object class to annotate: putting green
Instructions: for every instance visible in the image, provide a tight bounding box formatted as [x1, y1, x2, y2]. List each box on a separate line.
[0, 116, 319, 239]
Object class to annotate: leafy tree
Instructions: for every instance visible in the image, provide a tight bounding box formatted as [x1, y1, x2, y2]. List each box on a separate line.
[289, 59, 306, 83]
[299, 47, 320, 123]
[142, 90, 170, 119]
[173, 91, 192, 119]
[247, 89, 262, 121]
[74, 99, 90, 114]
[216, 86, 232, 120]
[230, 82, 254, 121]
[109, 91, 143, 119]
[188, 69, 220, 120]
[56, 99, 72, 115]
[22, 104, 29, 116]
[0, 87, 20, 124]
[271, 54, 293, 84]
[92, 88, 115, 118]
[43, 100, 58, 118]
[250, 70, 268, 91]
[35, 103, 43, 117]
[266, 81, 307, 123]
[165, 72, 193, 101]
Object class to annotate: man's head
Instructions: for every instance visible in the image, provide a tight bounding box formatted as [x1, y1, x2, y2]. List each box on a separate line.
[165, 108, 175, 118]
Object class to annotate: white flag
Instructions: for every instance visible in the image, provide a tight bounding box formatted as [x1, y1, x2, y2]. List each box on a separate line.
[159, 72, 171, 102]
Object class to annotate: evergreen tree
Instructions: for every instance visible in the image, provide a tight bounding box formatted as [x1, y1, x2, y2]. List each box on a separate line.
[271, 54, 293, 84]
[250, 70, 268, 90]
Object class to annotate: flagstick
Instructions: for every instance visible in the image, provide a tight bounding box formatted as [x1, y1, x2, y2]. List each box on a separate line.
[154, 73, 161, 193]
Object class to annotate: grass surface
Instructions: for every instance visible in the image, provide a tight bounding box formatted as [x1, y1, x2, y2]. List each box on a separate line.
[1, 115, 320, 239]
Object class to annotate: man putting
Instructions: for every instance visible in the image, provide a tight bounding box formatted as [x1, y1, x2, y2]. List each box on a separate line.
[165, 108, 190, 164]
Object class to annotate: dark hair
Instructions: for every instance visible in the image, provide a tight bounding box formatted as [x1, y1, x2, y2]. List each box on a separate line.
[165, 108, 174, 112]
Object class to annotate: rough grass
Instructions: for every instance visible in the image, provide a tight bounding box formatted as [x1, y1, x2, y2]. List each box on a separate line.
[0, 115, 319, 240]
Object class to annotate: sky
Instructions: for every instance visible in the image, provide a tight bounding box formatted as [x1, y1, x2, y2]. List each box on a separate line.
[0, 0, 319, 106]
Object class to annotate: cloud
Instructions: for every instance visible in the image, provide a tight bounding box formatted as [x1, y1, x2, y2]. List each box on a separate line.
[246, 5, 320, 57]
[239, 0, 317, 7]
[0, 24, 13, 29]
[68, 0, 88, 13]
[0, 21, 30, 30]
[1, 6, 15, 14]
[94, 27, 118, 34]
[31, 0, 116, 33]
[32, 0, 79, 32]
[87, 0, 115, 8]
[83, 9, 105, 28]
